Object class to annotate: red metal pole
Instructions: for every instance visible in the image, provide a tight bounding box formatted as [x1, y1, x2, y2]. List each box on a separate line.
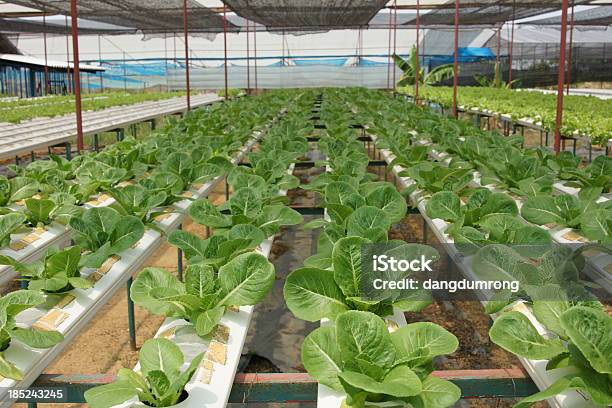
[182, 0, 191, 110]
[246, 20, 251, 92]
[508, 1, 516, 88]
[566, 2, 575, 95]
[387, 7, 393, 89]
[452, 0, 459, 117]
[415, 0, 420, 101]
[392, 0, 397, 88]
[70, 0, 84, 153]
[254, 22, 258, 90]
[554, 0, 570, 154]
[43, 13, 49, 95]
[223, 4, 229, 100]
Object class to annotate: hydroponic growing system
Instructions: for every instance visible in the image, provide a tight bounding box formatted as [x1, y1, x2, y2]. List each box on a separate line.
[0, 1, 611, 408]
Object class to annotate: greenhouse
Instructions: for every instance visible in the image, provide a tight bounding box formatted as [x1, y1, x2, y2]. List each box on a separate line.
[0, 1, 610, 408]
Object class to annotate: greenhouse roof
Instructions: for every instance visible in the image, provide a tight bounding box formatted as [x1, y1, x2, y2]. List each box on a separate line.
[222, 0, 389, 30]
[2, 0, 236, 35]
[519, 5, 612, 26]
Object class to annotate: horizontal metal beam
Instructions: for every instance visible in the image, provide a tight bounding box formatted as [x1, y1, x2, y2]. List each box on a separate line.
[24, 369, 538, 404]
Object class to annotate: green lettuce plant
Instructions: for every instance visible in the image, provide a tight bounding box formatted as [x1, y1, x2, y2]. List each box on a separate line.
[0, 290, 64, 380]
[303, 310, 460, 408]
[69, 207, 145, 268]
[131, 252, 275, 338]
[84, 338, 203, 408]
[0, 246, 91, 293]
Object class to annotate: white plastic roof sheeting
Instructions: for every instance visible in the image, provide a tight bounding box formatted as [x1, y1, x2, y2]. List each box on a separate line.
[0, 53, 105, 71]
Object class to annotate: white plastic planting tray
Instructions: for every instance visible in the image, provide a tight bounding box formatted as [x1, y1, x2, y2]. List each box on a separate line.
[370, 133, 599, 408]
[0, 109, 288, 406]
[111, 164, 297, 408]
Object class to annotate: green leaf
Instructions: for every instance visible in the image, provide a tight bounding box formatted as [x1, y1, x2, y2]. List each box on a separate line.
[284, 267, 348, 322]
[0, 352, 23, 380]
[489, 311, 567, 360]
[391, 322, 458, 359]
[410, 375, 461, 408]
[25, 198, 55, 225]
[426, 191, 462, 222]
[84, 380, 137, 408]
[194, 306, 225, 337]
[11, 327, 64, 348]
[365, 185, 407, 224]
[332, 236, 370, 298]
[521, 196, 566, 226]
[336, 311, 395, 371]
[168, 230, 207, 260]
[189, 199, 231, 228]
[139, 338, 183, 378]
[560, 306, 612, 374]
[184, 263, 215, 297]
[45, 246, 81, 278]
[346, 206, 390, 238]
[216, 252, 275, 306]
[301, 325, 344, 392]
[338, 365, 422, 398]
[228, 187, 262, 218]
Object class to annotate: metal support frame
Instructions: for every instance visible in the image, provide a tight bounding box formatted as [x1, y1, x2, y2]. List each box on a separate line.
[415, 0, 421, 101]
[554, 0, 570, 154]
[177, 223, 183, 281]
[182, 0, 191, 110]
[246, 20, 251, 92]
[24, 368, 538, 404]
[126, 277, 136, 351]
[223, 4, 229, 99]
[566, 2, 575, 95]
[42, 14, 49, 95]
[508, 0, 516, 88]
[254, 22, 258, 91]
[392, 0, 397, 89]
[452, 0, 459, 118]
[70, 0, 84, 153]
[98, 35, 104, 90]
[386, 6, 393, 90]
[65, 16, 71, 95]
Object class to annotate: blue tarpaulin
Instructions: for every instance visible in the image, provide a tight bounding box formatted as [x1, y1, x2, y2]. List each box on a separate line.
[292, 58, 348, 66]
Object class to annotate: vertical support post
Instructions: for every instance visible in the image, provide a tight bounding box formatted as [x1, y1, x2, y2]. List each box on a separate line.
[415, 0, 421, 101]
[123, 52, 127, 92]
[386, 5, 393, 89]
[554, 0, 570, 155]
[254, 22, 258, 90]
[281, 30, 285, 66]
[183, 0, 191, 110]
[392, 0, 397, 89]
[566, 2, 575, 95]
[452, 0, 459, 118]
[65, 16, 71, 94]
[246, 20, 251, 92]
[126, 277, 136, 351]
[508, 0, 516, 88]
[43, 14, 49, 95]
[496, 26, 501, 81]
[223, 4, 229, 100]
[70, 0, 84, 154]
[177, 224, 183, 281]
[98, 35, 104, 91]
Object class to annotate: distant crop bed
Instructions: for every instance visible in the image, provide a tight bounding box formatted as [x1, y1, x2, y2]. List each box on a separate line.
[0, 91, 185, 124]
[399, 86, 612, 146]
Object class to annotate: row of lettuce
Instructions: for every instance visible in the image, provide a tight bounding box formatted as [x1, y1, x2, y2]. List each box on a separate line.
[282, 90, 463, 408]
[350, 89, 611, 408]
[399, 86, 612, 147]
[1, 91, 188, 124]
[0, 90, 295, 383]
[83, 92, 315, 408]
